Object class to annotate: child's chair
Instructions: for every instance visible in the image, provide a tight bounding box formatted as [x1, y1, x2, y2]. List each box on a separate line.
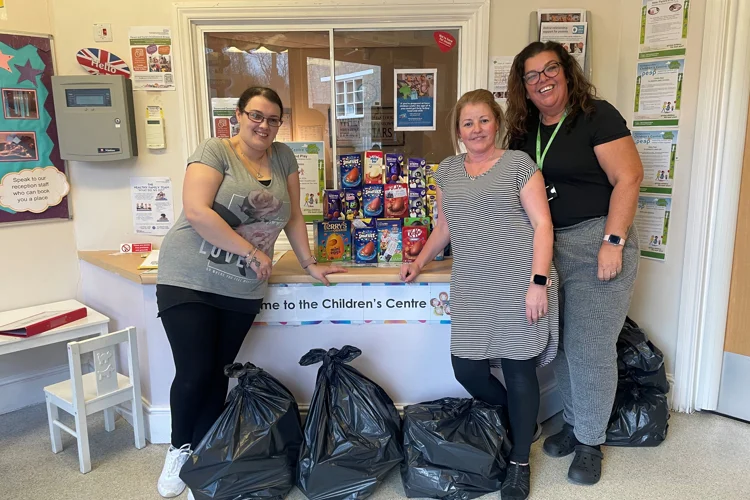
[43, 326, 146, 473]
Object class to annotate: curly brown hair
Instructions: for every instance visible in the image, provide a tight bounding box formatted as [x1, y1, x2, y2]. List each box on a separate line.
[503, 41, 597, 149]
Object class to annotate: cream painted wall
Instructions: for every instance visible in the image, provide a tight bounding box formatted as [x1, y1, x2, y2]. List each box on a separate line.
[488, 0, 706, 373]
[0, 0, 80, 313]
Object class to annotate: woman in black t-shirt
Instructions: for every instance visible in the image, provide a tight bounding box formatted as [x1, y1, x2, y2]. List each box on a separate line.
[505, 41, 644, 487]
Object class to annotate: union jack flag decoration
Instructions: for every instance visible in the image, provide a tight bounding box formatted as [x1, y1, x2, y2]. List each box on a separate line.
[76, 48, 131, 78]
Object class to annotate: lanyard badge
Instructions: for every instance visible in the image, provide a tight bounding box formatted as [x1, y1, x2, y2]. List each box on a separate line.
[535, 111, 567, 170]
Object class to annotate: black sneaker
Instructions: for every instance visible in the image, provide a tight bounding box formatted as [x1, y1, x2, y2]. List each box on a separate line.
[501, 462, 531, 500]
[568, 445, 603, 485]
[542, 422, 578, 457]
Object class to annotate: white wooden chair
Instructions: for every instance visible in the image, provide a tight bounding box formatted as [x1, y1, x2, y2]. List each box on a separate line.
[43, 326, 146, 473]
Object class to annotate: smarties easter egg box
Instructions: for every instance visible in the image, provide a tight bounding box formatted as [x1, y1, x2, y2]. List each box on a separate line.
[353, 226, 378, 266]
[339, 153, 362, 188]
[314, 220, 352, 263]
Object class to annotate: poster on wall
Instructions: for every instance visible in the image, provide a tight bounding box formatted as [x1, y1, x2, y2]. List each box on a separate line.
[394, 68, 436, 131]
[489, 56, 514, 104]
[286, 141, 324, 222]
[211, 97, 239, 138]
[537, 9, 586, 30]
[76, 48, 131, 78]
[0, 32, 70, 224]
[639, 0, 690, 59]
[633, 59, 684, 127]
[633, 130, 678, 194]
[128, 27, 175, 91]
[539, 22, 588, 70]
[634, 195, 671, 260]
[130, 177, 174, 235]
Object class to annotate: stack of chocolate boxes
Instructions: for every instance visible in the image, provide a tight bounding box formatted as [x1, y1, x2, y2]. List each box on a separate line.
[313, 152, 442, 267]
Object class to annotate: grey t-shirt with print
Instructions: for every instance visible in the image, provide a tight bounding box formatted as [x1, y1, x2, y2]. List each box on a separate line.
[157, 138, 298, 300]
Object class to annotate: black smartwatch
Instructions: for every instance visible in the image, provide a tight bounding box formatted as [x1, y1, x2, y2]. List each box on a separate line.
[531, 274, 548, 286]
[603, 234, 626, 246]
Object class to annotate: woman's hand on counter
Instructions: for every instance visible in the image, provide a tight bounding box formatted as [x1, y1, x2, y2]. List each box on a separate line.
[306, 263, 347, 286]
[400, 261, 423, 283]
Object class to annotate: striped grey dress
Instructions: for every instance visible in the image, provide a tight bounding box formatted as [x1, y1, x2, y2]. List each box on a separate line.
[434, 150, 559, 367]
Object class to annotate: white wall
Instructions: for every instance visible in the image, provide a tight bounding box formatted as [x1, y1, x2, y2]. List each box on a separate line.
[0, 0, 83, 414]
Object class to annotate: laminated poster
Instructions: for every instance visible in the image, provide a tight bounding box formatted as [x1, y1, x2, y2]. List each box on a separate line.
[634, 130, 678, 195]
[128, 27, 175, 91]
[394, 68, 436, 131]
[633, 59, 684, 127]
[639, 0, 690, 59]
[539, 22, 588, 70]
[635, 195, 671, 261]
[489, 56, 514, 103]
[130, 177, 174, 235]
[286, 141, 325, 222]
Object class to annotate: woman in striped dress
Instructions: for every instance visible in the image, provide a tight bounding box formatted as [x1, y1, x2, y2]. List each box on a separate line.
[400, 89, 558, 500]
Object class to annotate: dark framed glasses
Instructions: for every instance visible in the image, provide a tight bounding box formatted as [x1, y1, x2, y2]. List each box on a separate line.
[523, 62, 562, 85]
[242, 110, 283, 127]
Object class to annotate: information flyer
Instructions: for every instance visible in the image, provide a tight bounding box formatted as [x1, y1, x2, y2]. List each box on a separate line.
[639, 0, 690, 59]
[130, 177, 174, 235]
[633, 59, 684, 126]
[394, 68, 437, 131]
[489, 56, 514, 103]
[539, 22, 588, 70]
[128, 27, 175, 91]
[537, 9, 586, 29]
[286, 142, 324, 222]
[211, 98, 239, 138]
[634, 130, 678, 194]
[635, 195, 671, 260]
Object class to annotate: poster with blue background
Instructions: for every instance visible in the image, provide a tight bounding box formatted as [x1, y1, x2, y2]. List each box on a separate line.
[394, 68, 437, 131]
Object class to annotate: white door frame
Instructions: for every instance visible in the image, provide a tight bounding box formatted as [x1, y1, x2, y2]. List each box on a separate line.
[673, 0, 750, 412]
[172, 0, 490, 158]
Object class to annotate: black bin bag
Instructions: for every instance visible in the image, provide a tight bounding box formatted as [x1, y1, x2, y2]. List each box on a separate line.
[606, 384, 670, 447]
[401, 398, 512, 500]
[297, 345, 404, 500]
[180, 362, 304, 500]
[616, 317, 670, 393]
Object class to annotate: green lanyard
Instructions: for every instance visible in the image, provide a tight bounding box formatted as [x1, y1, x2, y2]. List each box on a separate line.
[536, 111, 567, 170]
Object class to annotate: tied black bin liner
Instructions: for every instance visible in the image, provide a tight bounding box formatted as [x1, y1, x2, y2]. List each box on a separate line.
[297, 345, 404, 500]
[401, 398, 512, 500]
[606, 318, 670, 446]
[180, 362, 303, 500]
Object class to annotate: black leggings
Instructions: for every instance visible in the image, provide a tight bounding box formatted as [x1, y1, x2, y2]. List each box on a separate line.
[160, 303, 256, 448]
[451, 355, 539, 463]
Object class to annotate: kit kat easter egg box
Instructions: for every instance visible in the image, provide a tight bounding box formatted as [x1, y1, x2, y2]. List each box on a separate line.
[377, 218, 402, 264]
[314, 220, 351, 263]
[339, 153, 362, 188]
[384, 183, 408, 218]
[353, 226, 378, 265]
[344, 188, 363, 220]
[362, 184, 385, 218]
[408, 158, 426, 189]
[323, 190, 345, 220]
[402, 221, 429, 263]
[364, 151, 385, 184]
[385, 153, 407, 184]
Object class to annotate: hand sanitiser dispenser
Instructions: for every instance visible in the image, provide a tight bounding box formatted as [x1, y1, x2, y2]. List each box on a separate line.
[51, 75, 138, 161]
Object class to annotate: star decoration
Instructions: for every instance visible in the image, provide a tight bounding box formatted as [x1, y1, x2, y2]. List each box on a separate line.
[15, 60, 44, 87]
[0, 49, 13, 72]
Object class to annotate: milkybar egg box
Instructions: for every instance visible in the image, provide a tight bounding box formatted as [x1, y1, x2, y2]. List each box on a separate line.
[314, 220, 351, 263]
[364, 150, 385, 184]
[353, 226, 378, 266]
[339, 153, 362, 188]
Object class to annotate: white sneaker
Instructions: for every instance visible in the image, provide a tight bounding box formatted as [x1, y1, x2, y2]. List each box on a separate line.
[157, 444, 192, 497]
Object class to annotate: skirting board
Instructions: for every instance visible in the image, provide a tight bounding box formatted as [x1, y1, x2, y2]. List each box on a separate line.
[0, 364, 69, 415]
[125, 379, 565, 445]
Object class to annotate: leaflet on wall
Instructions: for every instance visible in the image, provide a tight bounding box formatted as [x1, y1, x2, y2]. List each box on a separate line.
[130, 177, 174, 235]
[285, 142, 324, 222]
[635, 195, 671, 261]
[394, 69, 436, 131]
[128, 27, 175, 91]
[537, 9, 586, 30]
[211, 98, 239, 138]
[489, 56, 514, 104]
[634, 130, 678, 194]
[639, 0, 690, 59]
[633, 59, 683, 127]
[539, 22, 587, 69]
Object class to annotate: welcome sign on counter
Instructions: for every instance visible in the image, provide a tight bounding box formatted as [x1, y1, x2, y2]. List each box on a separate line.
[255, 282, 451, 325]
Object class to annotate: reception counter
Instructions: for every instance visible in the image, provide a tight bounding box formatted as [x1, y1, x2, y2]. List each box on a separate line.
[78, 250, 560, 443]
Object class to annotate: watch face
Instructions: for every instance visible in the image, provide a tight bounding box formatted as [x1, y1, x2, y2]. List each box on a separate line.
[608, 235, 622, 245]
[533, 274, 547, 286]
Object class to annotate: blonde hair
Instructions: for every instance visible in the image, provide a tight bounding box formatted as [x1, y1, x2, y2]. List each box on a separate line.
[448, 89, 505, 153]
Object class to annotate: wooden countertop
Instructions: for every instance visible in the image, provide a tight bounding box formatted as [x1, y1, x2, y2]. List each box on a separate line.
[78, 250, 452, 285]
